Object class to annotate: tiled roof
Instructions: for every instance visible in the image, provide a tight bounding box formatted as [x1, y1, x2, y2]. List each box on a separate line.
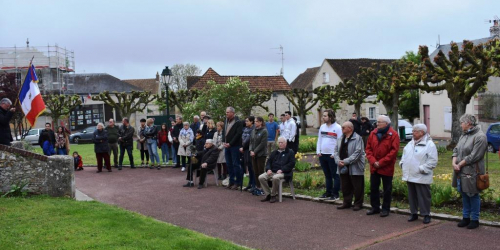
[123, 78, 159, 93]
[68, 73, 142, 94]
[187, 76, 201, 89]
[190, 68, 291, 91]
[290, 67, 319, 91]
[326, 59, 395, 81]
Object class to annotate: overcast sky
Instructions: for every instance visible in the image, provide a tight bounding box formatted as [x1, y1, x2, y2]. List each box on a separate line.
[2, 0, 500, 83]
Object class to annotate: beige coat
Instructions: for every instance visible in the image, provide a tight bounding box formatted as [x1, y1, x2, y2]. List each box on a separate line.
[452, 126, 487, 194]
[213, 131, 226, 164]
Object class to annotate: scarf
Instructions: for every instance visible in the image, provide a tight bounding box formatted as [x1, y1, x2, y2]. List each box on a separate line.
[376, 125, 390, 141]
[339, 133, 353, 160]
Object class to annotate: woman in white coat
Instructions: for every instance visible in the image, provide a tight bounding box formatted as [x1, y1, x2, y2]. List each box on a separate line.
[399, 124, 438, 224]
[177, 122, 194, 172]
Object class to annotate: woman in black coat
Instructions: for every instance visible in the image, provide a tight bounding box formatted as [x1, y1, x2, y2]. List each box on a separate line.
[93, 122, 111, 173]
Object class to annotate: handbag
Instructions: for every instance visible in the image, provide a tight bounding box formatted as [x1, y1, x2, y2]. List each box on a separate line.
[168, 131, 173, 143]
[476, 151, 489, 190]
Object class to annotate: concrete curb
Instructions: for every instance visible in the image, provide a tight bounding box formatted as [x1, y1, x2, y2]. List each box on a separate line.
[280, 192, 500, 228]
[75, 189, 94, 201]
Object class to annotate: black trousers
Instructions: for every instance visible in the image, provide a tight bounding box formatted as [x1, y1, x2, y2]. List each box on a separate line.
[340, 174, 364, 208]
[198, 167, 215, 185]
[186, 162, 200, 181]
[119, 144, 134, 167]
[370, 172, 393, 212]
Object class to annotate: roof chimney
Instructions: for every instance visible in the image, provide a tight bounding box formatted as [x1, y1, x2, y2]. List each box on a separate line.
[490, 20, 500, 38]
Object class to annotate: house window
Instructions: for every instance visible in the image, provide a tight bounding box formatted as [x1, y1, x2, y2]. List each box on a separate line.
[444, 106, 452, 131]
[369, 107, 375, 119]
[323, 72, 329, 83]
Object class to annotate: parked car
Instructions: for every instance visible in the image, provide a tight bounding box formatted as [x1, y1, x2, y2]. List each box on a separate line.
[398, 120, 413, 141]
[69, 126, 97, 143]
[20, 128, 44, 145]
[486, 122, 500, 153]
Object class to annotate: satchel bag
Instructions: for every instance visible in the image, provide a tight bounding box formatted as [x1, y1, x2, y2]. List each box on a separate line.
[476, 151, 489, 190]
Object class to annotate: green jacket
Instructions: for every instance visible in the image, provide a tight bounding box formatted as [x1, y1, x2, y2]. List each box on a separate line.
[106, 125, 120, 144]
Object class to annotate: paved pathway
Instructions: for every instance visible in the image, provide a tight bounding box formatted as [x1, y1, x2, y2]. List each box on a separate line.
[75, 167, 500, 250]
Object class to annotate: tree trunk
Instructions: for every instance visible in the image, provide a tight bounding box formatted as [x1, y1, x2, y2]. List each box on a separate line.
[300, 112, 307, 136]
[354, 103, 361, 118]
[448, 99, 467, 150]
[383, 99, 399, 131]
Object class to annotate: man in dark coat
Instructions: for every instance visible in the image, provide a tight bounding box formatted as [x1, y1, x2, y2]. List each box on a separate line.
[118, 117, 135, 170]
[258, 137, 296, 203]
[0, 98, 15, 146]
[222, 106, 244, 190]
[39, 122, 56, 155]
[183, 139, 220, 189]
[172, 116, 184, 168]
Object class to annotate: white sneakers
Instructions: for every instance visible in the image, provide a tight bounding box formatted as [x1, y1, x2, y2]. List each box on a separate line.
[181, 167, 186, 172]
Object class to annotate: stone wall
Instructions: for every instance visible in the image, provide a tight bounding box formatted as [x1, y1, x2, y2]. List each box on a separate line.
[0, 142, 74, 198]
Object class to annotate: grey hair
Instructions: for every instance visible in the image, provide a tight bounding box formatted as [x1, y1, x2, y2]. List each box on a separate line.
[377, 115, 391, 124]
[97, 122, 104, 129]
[183, 122, 190, 126]
[193, 115, 200, 119]
[0, 98, 12, 105]
[277, 136, 287, 143]
[459, 114, 477, 126]
[226, 106, 235, 113]
[413, 123, 427, 133]
[176, 115, 183, 120]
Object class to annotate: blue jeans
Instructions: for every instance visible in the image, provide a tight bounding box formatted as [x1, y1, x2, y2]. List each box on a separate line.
[147, 141, 160, 164]
[119, 144, 134, 167]
[160, 143, 170, 163]
[171, 145, 176, 163]
[457, 179, 481, 220]
[57, 148, 67, 155]
[319, 154, 340, 197]
[225, 146, 242, 186]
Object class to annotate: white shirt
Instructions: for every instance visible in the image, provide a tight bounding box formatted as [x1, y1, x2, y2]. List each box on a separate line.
[316, 122, 342, 155]
[281, 118, 297, 142]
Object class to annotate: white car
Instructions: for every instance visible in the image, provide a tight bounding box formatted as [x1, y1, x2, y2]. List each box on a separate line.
[21, 128, 45, 145]
[398, 120, 413, 140]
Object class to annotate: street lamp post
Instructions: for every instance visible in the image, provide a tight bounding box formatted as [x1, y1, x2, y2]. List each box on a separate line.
[161, 66, 173, 125]
[272, 92, 278, 116]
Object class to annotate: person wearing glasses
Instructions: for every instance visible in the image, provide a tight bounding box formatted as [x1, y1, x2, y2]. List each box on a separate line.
[365, 115, 400, 217]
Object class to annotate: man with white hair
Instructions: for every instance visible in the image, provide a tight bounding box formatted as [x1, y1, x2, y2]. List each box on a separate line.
[0, 98, 15, 146]
[365, 115, 400, 217]
[400, 123, 438, 224]
[190, 115, 201, 134]
[197, 139, 220, 189]
[259, 137, 296, 203]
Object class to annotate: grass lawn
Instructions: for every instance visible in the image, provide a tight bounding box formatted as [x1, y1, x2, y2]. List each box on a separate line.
[0, 196, 247, 250]
[31, 144, 172, 166]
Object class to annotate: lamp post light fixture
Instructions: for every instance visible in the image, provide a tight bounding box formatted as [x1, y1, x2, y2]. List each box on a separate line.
[272, 92, 278, 117]
[161, 66, 173, 124]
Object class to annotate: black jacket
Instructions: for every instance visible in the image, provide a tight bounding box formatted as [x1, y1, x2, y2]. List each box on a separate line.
[93, 129, 110, 153]
[200, 146, 219, 169]
[172, 123, 183, 145]
[350, 117, 362, 135]
[0, 107, 13, 146]
[222, 117, 243, 147]
[118, 124, 135, 146]
[38, 129, 56, 148]
[266, 147, 296, 181]
[144, 125, 158, 140]
[360, 121, 374, 136]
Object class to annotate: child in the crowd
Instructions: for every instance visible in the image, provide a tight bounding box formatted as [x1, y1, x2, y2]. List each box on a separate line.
[73, 151, 84, 171]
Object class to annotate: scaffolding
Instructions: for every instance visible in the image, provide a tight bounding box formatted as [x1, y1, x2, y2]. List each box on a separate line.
[0, 43, 75, 94]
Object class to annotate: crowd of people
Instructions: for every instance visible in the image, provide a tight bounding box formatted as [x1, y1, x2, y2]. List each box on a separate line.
[0, 96, 490, 229]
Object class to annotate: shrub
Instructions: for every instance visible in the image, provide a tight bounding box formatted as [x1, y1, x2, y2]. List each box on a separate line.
[437, 145, 447, 155]
[295, 161, 311, 172]
[302, 173, 312, 189]
[298, 137, 317, 153]
[431, 184, 459, 206]
[2, 181, 29, 198]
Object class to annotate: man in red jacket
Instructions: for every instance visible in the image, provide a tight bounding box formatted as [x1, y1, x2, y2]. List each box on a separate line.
[365, 115, 400, 217]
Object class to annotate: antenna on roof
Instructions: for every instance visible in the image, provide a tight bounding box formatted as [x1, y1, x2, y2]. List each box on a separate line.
[271, 45, 284, 76]
[486, 16, 500, 38]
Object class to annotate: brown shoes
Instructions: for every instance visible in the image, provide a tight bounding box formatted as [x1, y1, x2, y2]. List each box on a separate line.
[231, 185, 240, 190]
[352, 206, 362, 211]
[337, 204, 351, 210]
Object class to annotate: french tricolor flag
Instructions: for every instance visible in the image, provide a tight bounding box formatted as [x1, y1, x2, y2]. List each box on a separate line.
[19, 63, 46, 127]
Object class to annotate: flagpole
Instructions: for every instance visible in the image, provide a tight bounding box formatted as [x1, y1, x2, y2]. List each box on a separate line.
[14, 56, 35, 108]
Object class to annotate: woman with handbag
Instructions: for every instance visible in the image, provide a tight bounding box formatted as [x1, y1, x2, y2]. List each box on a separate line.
[178, 122, 194, 173]
[452, 114, 487, 229]
[213, 121, 227, 181]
